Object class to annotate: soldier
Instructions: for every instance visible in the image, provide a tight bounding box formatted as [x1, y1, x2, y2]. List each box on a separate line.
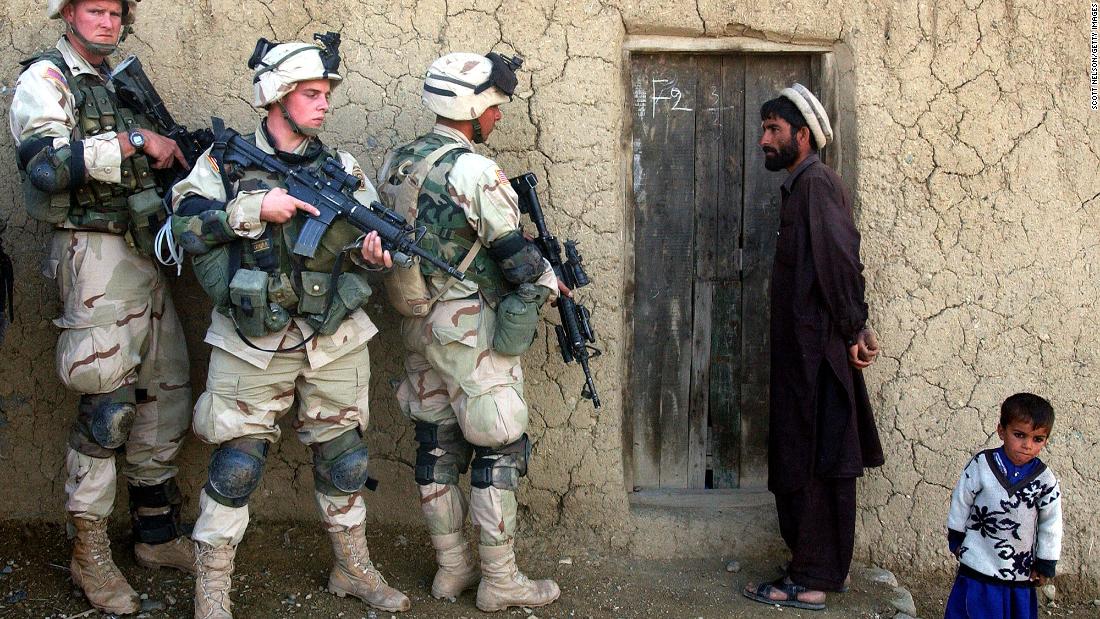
[9, 0, 193, 614]
[379, 51, 562, 612]
[169, 36, 410, 618]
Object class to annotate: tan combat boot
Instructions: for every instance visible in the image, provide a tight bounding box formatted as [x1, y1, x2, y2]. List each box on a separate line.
[327, 525, 411, 612]
[70, 517, 141, 615]
[194, 541, 235, 619]
[136, 536, 197, 574]
[430, 532, 481, 600]
[475, 542, 560, 612]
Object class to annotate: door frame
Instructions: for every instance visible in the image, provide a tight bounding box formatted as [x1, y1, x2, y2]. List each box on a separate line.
[619, 35, 859, 495]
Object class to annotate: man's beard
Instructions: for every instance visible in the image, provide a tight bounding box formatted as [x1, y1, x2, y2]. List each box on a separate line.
[763, 140, 799, 171]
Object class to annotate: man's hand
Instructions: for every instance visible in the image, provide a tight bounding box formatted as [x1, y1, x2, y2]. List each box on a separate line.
[848, 327, 880, 369]
[119, 130, 189, 170]
[260, 187, 321, 223]
[359, 230, 393, 268]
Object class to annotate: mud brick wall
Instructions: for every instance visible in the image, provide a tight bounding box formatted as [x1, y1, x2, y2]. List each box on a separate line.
[0, 0, 1096, 591]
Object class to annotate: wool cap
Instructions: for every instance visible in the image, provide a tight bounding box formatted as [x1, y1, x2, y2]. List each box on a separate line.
[779, 83, 832, 148]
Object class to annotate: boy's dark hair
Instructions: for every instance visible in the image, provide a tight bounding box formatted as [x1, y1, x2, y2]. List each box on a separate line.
[1000, 392, 1055, 431]
[760, 96, 819, 151]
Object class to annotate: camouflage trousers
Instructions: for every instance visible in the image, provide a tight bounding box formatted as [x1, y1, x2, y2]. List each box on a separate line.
[396, 297, 529, 546]
[191, 326, 372, 547]
[45, 231, 191, 519]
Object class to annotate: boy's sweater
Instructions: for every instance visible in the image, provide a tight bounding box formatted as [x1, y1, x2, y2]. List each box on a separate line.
[947, 449, 1062, 582]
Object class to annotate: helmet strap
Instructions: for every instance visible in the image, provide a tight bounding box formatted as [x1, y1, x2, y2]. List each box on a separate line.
[279, 101, 321, 138]
[66, 22, 119, 57]
[471, 118, 485, 144]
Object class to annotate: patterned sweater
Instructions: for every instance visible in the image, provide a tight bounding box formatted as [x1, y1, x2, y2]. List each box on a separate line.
[947, 449, 1062, 582]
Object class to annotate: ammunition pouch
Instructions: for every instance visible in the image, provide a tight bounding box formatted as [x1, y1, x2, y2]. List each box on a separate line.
[491, 283, 549, 356]
[303, 271, 372, 336]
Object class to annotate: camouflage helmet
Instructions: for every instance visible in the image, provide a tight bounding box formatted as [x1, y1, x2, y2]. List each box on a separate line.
[250, 36, 343, 109]
[422, 52, 522, 121]
[47, 0, 138, 25]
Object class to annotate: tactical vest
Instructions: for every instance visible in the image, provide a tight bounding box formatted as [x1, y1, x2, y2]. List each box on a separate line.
[196, 133, 367, 323]
[18, 49, 158, 234]
[384, 133, 509, 304]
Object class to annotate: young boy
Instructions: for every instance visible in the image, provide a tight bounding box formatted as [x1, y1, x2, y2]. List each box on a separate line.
[945, 393, 1063, 619]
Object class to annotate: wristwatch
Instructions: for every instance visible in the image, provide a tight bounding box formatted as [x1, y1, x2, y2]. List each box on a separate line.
[128, 129, 146, 152]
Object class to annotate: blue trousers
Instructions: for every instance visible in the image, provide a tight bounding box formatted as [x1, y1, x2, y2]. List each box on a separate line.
[944, 572, 1037, 619]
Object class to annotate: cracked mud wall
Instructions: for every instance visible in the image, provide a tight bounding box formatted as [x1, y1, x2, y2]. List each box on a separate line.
[1, 0, 1098, 590]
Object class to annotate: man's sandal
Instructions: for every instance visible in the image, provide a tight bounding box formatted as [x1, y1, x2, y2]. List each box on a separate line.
[776, 562, 851, 593]
[742, 577, 826, 611]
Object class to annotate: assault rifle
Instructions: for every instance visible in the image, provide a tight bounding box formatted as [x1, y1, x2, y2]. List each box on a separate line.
[109, 55, 214, 181]
[510, 173, 601, 409]
[211, 118, 465, 278]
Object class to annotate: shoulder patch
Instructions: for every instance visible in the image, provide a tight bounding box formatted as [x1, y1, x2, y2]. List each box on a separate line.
[43, 66, 68, 90]
[495, 168, 509, 186]
[207, 154, 220, 175]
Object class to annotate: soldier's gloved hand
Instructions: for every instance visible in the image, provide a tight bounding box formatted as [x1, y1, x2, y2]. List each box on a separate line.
[260, 188, 320, 223]
[134, 130, 190, 170]
[359, 231, 393, 268]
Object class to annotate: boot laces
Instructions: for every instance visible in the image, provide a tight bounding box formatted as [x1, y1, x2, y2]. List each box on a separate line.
[196, 545, 234, 600]
[84, 525, 115, 570]
[347, 534, 389, 587]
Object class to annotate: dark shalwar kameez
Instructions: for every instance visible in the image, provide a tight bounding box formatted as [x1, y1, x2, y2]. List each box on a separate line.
[768, 154, 885, 592]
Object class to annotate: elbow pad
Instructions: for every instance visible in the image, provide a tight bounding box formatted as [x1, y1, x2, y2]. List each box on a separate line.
[487, 230, 545, 285]
[26, 141, 85, 194]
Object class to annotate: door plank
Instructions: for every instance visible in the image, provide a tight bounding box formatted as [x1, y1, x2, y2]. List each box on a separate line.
[629, 54, 698, 488]
[709, 54, 746, 489]
[687, 55, 721, 489]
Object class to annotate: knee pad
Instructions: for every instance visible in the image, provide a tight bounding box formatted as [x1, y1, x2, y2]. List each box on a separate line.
[73, 388, 137, 453]
[205, 438, 268, 508]
[128, 479, 183, 544]
[470, 434, 530, 491]
[414, 421, 473, 486]
[312, 430, 376, 496]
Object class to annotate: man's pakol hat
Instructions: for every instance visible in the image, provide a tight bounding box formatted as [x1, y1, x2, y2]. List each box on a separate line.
[779, 83, 832, 148]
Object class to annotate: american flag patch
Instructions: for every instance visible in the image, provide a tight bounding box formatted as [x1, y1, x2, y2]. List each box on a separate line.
[43, 67, 67, 89]
[495, 168, 509, 185]
[207, 154, 220, 174]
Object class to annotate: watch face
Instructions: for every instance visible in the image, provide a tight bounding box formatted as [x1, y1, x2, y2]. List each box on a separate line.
[130, 131, 145, 149]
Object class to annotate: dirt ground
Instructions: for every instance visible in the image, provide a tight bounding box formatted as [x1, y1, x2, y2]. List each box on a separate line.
[0, 520, 1096, 619]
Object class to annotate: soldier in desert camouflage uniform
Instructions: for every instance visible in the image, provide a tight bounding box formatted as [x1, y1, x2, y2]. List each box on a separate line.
[169, 36, 409, 618]
[9, 0, 194, 614]
[378, 51, 562, 612]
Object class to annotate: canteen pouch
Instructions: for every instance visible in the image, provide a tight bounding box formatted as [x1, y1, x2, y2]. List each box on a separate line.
[229, 269, 269, 338]
[192, 245, 231, 309]
[127, 187, 166, 256]
[491, 283, 547, 356]
[309, 271, 372, 336]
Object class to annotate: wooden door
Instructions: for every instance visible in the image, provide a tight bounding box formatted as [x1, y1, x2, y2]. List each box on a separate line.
[628, 52, 815, 490]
